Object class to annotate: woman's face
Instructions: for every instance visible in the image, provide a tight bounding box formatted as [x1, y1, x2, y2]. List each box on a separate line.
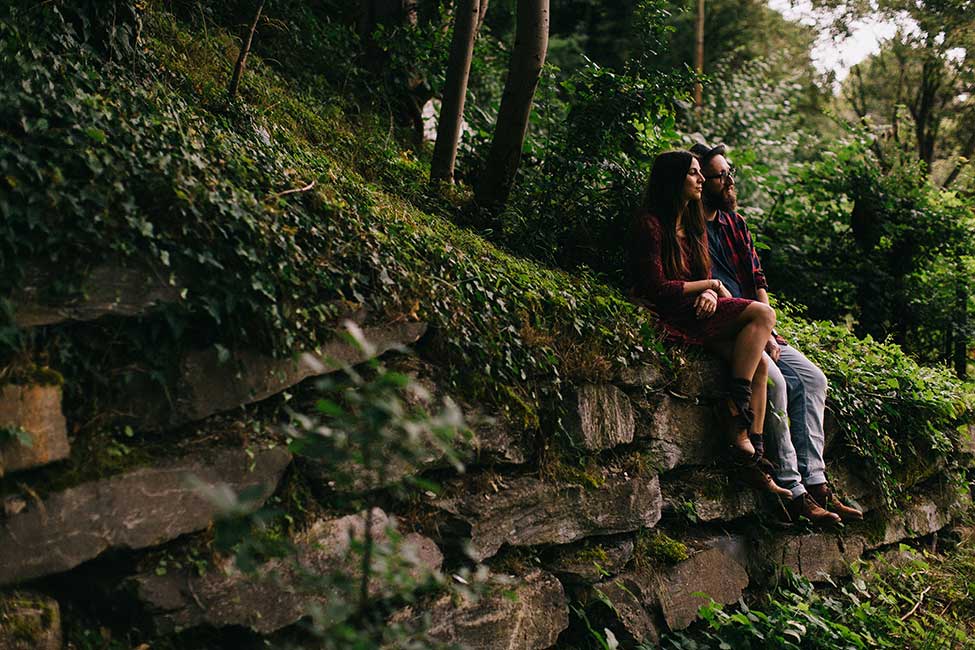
[682, 158, 704, 203]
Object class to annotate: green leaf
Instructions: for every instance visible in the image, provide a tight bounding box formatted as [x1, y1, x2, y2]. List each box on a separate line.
[84, 127, 107, 144]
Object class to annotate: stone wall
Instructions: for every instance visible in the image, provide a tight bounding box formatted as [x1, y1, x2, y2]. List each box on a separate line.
[0, 270, 971, 649]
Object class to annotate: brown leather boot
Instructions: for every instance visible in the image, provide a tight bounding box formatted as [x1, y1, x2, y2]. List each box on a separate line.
[807, 482, 863, 521]
[735, 465, 792, 498]
[788, 492, 841, 526]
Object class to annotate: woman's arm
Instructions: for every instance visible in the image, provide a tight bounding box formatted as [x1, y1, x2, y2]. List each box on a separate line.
[631, 215, 685, 301]
[682, 278, 729, 296]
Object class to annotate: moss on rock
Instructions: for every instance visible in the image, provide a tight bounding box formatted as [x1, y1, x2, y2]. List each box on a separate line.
[635, 530, 689, 566]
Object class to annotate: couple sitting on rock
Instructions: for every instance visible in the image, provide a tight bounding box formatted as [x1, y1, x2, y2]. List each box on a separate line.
[629, 143, 862, 526]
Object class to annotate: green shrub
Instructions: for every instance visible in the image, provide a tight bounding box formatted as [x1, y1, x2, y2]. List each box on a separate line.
[0, 4, 664, 426]
[755, 134, 975, 366]
[460, 0, 690, 279]
[776, 302, 970, 505]
[662, 540, 975, 649]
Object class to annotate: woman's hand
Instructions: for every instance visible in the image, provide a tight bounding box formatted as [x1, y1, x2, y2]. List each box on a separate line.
[695, 289, 718, 319]
[711, 279, 733, 298]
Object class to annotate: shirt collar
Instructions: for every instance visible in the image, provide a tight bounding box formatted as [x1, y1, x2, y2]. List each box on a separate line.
[715, 209, 734, 226]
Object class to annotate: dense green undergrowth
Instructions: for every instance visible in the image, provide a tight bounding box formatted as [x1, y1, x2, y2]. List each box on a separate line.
[0, 2, 971, 504]
[0, 4, 660, 427]
[664, 531, 975, 649]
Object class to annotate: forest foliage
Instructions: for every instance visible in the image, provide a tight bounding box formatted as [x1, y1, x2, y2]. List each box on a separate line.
[1, 0, 974, 648]
[0, 0, 974, 598]
[1, 0, 972, 505]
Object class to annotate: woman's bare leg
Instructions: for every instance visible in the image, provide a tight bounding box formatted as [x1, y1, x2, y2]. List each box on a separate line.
[729, 302, 776, 380]
[707, 302, 776, 383]
[706, 302, 776, 457]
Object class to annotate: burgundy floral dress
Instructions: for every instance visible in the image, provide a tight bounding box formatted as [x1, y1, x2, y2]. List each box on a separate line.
[630, 212, 753, 345]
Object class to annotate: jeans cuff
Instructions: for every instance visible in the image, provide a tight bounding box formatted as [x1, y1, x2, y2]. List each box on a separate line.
[790, 484, 807, 500]
[804, 472, 827, 487]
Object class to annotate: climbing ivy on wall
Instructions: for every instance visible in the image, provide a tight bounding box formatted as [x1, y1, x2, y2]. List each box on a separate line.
[0, 3, 970, 504]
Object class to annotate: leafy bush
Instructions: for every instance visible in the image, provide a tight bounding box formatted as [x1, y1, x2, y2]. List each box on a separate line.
[678, 54, 828, 214]
[206, 337, 467, 648]
[776, 303, 969, 505]
[0, 4, 663, 425]
[460, 0, 690, 280]
[662, 540, 975, 649]
[754, 134, 975, 366]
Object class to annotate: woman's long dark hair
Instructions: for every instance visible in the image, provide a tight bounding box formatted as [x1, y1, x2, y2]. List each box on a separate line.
[639, 150, 710, 280]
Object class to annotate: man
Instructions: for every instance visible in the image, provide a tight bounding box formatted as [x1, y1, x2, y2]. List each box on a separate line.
[689, 141, 863, 525]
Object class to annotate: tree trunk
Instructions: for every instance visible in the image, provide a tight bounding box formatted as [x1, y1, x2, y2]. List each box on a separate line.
[910, 46, 942, 172]
[954, 258, 969, 379]
[943, 126, 975, 188]
[228, 0, 266, 101]
[474, 0, 549, 212]
[477, 0, 490, 33]
[431, 0, 482, 183]
[694, 0, 704, 111]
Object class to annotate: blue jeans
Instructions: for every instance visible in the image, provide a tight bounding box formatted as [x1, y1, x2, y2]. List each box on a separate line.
[764, 345, 829, 499]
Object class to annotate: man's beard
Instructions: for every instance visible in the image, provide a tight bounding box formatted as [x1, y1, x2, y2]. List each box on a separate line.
[703, 184, 737, 212]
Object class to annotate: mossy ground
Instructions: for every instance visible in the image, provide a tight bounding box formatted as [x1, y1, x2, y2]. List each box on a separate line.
[0, 592, 58, 643]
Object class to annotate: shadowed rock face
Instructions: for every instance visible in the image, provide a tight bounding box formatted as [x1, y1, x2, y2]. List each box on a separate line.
[436, 470, 662, 562]
[11, 265, 181, 328]
[391, 569, 569, 650]
[673, 354, 726, 399]
[0, 384, 69, 475]
[595, 535, 749, 636]
[545, 537, 635, 585]
[616, 362, 666, 389]
[387, 356, 529, 465]
[593, 575, 661, 645]
[0, 591, 62, 650]
[135, 508, 443, 634]
[165, 321, 428, 429]
[0, 447, 291, 586]
[827, 463, 879, 514]
[635, 396, 718, 471]
[757, 533, 866, 582]
[661, 469, 758, 523]
[567, 384, 635, 452]
[655, 536, 750, 631]
[869, 483, 971, 549]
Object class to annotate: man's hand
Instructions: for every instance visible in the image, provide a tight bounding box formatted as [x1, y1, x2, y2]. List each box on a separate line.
[765, 337, 781, 362]
[695, 289, 718, 319]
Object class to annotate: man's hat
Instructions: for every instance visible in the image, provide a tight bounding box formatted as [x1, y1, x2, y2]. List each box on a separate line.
[689, 141, 727, 164]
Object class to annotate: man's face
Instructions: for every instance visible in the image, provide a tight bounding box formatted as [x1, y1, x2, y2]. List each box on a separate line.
[702, 154, 737, 212]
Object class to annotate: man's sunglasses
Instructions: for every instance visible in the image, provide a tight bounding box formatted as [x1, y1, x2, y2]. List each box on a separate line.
[704, 166, 736, 182]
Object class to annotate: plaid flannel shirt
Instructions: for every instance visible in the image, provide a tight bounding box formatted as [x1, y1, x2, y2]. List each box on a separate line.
[711, 209, 787, 345]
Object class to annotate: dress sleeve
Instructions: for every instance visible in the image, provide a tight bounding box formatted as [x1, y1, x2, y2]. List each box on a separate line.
[630, 214, 685, 302]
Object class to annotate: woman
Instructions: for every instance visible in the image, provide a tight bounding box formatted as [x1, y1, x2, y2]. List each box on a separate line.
[630, 150, 788, 496]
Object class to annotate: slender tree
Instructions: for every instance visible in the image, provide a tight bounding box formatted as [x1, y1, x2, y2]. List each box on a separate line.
[694, 0, 704, 110]
[477, 0, 489, 32]
[954, 258, 969, 379]
[431, 0, 484, 183]
[228, 0, 266, 101]
[474, 0, 549, 212]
